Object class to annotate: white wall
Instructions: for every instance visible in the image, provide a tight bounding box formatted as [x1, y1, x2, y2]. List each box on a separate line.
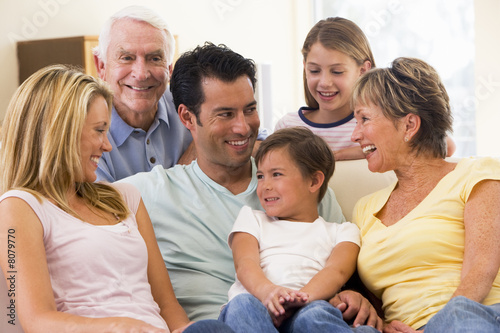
[0, 0, 312, 128]
[475, 0, 500, 156]
[1, 0, 499, 156]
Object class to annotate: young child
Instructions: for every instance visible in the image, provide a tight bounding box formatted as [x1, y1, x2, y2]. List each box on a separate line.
[219, 127, 361, 332]
[275, 17, 374, 161]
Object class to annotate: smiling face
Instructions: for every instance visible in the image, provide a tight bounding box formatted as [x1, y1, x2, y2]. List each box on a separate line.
[186, 75, 260, 173]
[352, 103, 408, 173]
[304, 42, 369, 121]
[95, 18, 171, 126]
[80, 96, 112, 182]
[256, 148, 320, 222]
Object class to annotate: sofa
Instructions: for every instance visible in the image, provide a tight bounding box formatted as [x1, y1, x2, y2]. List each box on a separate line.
[329, 158, 397, 221]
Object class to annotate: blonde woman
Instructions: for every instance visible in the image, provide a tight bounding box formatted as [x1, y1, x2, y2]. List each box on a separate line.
[0, 65, 232, 333]
[351, 58, 500, 332]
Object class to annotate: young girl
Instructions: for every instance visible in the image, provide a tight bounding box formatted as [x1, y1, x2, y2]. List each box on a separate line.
[219, 127, 362, 332]
[275, 17, 374, 160]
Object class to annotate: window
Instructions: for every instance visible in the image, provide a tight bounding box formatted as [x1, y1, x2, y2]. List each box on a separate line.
[314, 0, 475, 157]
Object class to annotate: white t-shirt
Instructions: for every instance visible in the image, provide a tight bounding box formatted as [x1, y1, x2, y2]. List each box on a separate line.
[227, 205, 360, 300]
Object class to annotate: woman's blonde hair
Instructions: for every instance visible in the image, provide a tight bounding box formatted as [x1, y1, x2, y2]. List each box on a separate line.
[351, 57, 453, 158]
[0, 64, 129, 220]
[302, 17, 375, 109]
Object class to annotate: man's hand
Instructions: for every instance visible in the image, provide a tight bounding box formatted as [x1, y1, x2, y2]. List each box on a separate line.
[329, 290, 383, 331]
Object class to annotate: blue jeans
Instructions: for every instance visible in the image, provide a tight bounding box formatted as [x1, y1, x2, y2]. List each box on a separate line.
[219, 293, 378, 332]
[423, 296, 500, 332]
[184, 319, 235, 333]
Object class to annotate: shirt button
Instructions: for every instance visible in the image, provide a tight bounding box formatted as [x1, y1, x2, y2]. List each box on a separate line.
[146, 139, 150, 145]
[150, 157, 156, 164]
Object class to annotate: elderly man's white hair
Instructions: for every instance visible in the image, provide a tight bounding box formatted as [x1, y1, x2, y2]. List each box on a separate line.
[93, 5, 176, 65]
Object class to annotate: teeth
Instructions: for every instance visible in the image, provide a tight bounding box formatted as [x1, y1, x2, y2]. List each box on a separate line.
[228, 139, 248, 146]
[131, 86, 149, 91]
[91, 157, 100, 164]
[265, 197, 278, 202]
[363, 145, 376, 154]
[319, 92, 336, 97]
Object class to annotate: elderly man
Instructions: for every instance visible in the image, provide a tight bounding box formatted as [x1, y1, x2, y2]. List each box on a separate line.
[93, 6, 193, 182]
[93, 6, 267, 182]
[120, 43, 379, 329]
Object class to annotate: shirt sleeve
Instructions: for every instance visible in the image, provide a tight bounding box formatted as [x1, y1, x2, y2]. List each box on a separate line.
[111, 182, 142, 215]
[335, 222, 360, 247]
[462, 157, 500, 202]
[228, 205, 261, 248]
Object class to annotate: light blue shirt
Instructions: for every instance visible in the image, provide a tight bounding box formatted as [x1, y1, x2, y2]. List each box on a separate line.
[96, 90, 193, 182]
[119, 159, 345, 320]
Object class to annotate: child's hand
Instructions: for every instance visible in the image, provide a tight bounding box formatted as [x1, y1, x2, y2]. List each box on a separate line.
[262, 286, 304, 317]
[262, 286, 309, 326]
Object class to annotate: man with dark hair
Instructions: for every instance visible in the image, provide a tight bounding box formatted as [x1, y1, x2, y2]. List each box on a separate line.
[121, 43, 367, 323]
[93, 7, 267, 182]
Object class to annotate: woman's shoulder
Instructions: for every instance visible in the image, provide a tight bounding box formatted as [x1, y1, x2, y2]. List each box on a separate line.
[0, 189, 43, 206]
[454, 156, 500, 178]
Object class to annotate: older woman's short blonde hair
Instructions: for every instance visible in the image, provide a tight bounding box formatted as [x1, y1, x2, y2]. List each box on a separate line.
[0, 64, 128, 219]
[351, 57, 453, 158]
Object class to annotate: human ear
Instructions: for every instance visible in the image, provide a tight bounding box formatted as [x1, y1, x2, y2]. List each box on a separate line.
[403, 113, 421, 141]
[360, 60, 372, 75]
[178, 105, 197, 131]
[93, 55, 106, 80]
[309, 171, 325, 194]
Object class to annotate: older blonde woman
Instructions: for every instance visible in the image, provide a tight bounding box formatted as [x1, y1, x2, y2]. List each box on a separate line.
[351, 57, 500, 332]
[0, 65, 232, 333]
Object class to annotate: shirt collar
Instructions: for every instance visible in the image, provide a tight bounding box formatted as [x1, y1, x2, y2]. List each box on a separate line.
[109, 91, 172, 147]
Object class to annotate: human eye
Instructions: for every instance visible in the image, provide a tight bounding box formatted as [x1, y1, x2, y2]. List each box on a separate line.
[118, 54, 134, 63]
[332, 69, 344, 75]
[218, 111, 234, 118]
[244, 106, 257, 115]
[95, 127, 108, 134]
[149, 54, 165, 64]
[256, 173, 264, 180]
[272, 172, 283, 177]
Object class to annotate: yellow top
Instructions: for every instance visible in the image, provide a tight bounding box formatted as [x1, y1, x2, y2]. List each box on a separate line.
[353, 157, 500, 329]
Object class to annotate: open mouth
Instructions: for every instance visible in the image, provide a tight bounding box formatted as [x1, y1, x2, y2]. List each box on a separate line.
[227, 138, 249, 146]
[90, 156, 100, 167]
[363, 145, 377, 155]
[127, 85, 152, 91]
[264, 197, 279, 202]
[318, 91, 338, 98]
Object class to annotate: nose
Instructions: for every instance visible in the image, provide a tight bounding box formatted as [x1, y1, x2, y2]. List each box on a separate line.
[232, 111, 251, 136]
[319, 71, 333, 88]
[258, 177, 272, 192]
[351, 122, 362, 143]
[131, 58, 150, 81]
[102, 134, 113, 152]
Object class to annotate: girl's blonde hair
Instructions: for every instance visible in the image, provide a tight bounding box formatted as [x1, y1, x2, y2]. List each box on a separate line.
[302, 17, 376, 109]
[0, 64, 129, 220]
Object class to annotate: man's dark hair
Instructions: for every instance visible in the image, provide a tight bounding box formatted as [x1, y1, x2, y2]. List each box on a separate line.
[170, 42, 257, 122]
